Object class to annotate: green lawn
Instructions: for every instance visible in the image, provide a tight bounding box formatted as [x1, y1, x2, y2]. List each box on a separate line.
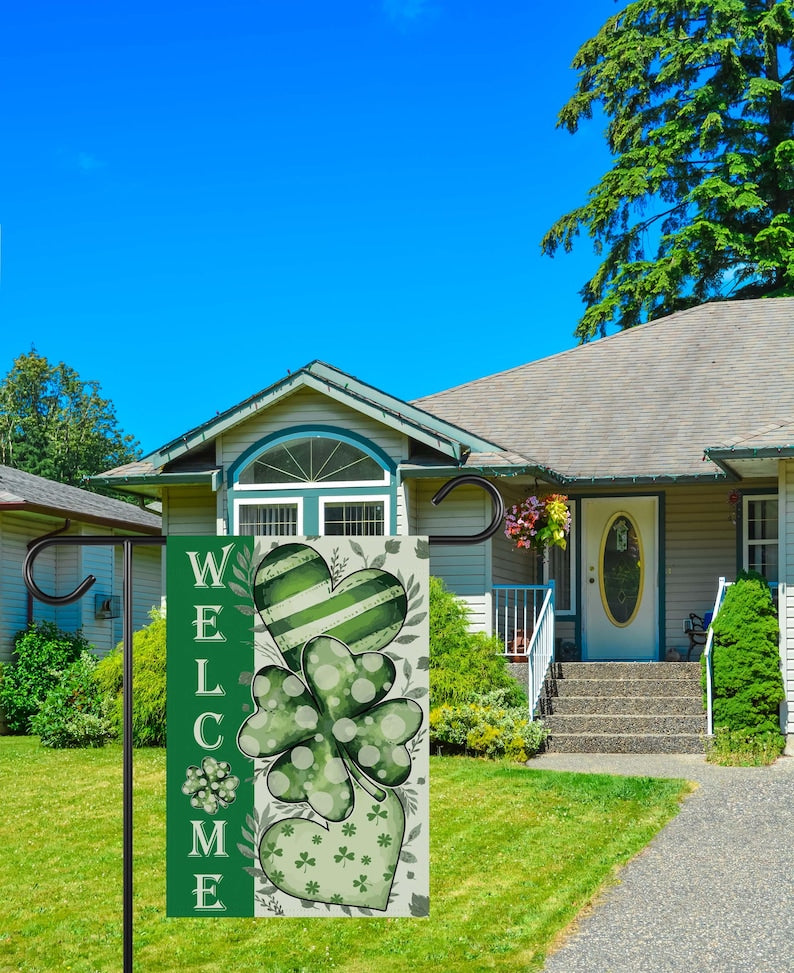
[0, 738, 690, 973]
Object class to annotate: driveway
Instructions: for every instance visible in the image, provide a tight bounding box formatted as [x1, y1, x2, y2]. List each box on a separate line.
[531, 752, 794, 973]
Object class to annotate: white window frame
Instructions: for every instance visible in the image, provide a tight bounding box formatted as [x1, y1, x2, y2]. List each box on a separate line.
[318, 495, 391, 537]
[742, 493, 779, 583]
[235, 437, 391, 492]
[234, 498, 304, 536]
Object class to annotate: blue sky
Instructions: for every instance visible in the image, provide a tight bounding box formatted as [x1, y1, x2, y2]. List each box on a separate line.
[1, 0, 619, 455]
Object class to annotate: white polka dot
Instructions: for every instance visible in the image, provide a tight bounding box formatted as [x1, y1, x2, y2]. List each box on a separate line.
[332, 718, 357, 743]
[329, 696, 340, 707]
[392, 746, 410, 767]
[291, 746, 314, 770]
[283, 675, 305, 698]
[267, 738, 277, 749]
[380, 713, 407, 741]
[313, 664, 340, 691]
[238, 733, 259, 755]
[246, 711, 268, 730]
[329, 640, 347, 658]
[253, 674, 271, 696]
[351, 678, 376, 704]
[267, 698, 278, 709]
[269, 770, 290, 796]
[324, 757, 347, 784]
[295, 705, 318, 729]
[357, 744, 380, 768]
[362, 654, 384, 672]
[365, 716, 373, 725]
[315, 733, 323, 742]
[310, 790, 334, 817]
[377, 770, 386, 779]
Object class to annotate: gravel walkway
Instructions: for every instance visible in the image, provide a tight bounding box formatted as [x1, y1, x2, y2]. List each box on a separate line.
[530, 752, 794, 973]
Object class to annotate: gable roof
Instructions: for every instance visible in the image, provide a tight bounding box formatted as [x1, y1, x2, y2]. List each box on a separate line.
[0, 465, 161, 533]
[94, 361, 505, 491]
[414, 298, 794, 483]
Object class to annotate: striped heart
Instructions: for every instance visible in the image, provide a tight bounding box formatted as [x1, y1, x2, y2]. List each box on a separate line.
[254, 543, 407, 671]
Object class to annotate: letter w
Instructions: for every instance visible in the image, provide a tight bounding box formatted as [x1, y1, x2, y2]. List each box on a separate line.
[189, 820, 228, 857]
[186, 544, 235, 588]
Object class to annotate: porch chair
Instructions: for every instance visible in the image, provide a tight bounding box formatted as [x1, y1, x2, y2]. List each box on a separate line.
[686, 611, 713, 661]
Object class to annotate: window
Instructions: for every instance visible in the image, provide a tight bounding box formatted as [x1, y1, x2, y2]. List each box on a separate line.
[322, 500, 385, 536]
[237, 502, 300, 536]
[230, 431, 395, 536]
[743, 495, 778, 583]
[238, 437, 387, 487]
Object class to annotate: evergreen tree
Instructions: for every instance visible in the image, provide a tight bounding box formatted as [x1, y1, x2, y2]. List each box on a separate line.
[542, 0, 794, 339]
[0, 349, 140, 488]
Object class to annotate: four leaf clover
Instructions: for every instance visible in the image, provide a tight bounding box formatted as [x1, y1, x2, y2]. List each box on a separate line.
[181, 757, 239, 814]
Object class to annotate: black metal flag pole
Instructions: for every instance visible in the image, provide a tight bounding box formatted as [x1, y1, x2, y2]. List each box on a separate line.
[23, 534, 167, 973]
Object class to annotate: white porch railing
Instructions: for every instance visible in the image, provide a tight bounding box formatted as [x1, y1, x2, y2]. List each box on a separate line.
[493, 583, 555, 720]
[704, 577, 732, 737]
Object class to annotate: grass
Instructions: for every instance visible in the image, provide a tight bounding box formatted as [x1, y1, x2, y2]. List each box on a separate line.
[705, 726, 786, 766]
[0, 738, 691, 973]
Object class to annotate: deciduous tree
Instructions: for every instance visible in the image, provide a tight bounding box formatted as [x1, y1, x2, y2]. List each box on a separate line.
[0, 349, 140, 487]
[542, 0, 794, 339]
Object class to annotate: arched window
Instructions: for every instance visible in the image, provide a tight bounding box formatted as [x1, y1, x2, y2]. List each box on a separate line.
[230, 431, 394, 537]
[238, 436, 387, 486]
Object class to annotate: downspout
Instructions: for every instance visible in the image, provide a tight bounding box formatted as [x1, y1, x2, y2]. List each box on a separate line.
[26, 520, 72, 624]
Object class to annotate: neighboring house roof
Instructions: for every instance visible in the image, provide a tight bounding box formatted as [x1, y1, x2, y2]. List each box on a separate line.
[414, 299, 794, 483]
[93, 361, 509, 492]
[0, 465, 161, 533]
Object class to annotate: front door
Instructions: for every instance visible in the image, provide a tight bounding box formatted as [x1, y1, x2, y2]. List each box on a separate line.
[581, 497, 658, 661]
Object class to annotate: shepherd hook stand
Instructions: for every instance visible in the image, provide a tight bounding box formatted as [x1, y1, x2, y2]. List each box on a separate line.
[23, 534, 167, 973]
[19, 475, 503, 968]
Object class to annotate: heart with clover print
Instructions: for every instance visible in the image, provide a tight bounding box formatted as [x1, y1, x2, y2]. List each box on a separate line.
[253, 543, 408, 672]
[259, 781, 406, 910]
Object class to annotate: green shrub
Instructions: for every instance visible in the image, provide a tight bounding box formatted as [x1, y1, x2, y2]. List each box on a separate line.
[429, 690, 547, 762]
[429, 577, 527, 708]
[30, 652, 113, 748]
[0, 622, 91, 733]
[705, 573, 785, 743]
[95, 610, 166, 746]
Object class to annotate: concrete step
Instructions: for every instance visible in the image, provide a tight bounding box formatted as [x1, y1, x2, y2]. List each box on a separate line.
[550, 678, 702, 698]
[545, 695, 704, 716]
[551, 661, 701, 681]
[544, 713, 706, 735]
[544, 732, 705, 755]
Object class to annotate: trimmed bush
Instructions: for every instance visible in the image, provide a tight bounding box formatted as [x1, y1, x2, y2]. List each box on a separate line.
[30, 652, 113, 748]
[0, 622, 91, 733]
[95, 610, 166, 747]
[429, 576, 527, 708]
[429, 689, 547, 762]
[706, 572, 785, 741]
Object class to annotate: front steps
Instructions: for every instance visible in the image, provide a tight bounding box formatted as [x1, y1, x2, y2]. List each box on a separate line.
[539, 662, 706, 754]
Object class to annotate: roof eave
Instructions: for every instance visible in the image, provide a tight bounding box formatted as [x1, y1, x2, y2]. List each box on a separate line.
[0, 501, 161, 535]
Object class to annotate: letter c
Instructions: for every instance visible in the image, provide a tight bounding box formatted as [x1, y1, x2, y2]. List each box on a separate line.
[194, 712, 224, 750]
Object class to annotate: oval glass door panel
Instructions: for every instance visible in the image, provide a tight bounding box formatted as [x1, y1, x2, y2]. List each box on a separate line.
[599, 513, 644, 627]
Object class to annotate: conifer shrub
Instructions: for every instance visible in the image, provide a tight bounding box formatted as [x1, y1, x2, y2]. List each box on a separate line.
[95, 610, 167, 746]
[0, 622, 91, 733]
[429, 576, 527, 708]
[706, 572, 785, 743]
[30, 652, 113, 748]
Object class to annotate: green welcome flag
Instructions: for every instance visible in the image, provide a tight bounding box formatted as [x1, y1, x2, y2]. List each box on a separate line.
[167, 536, 429, 918]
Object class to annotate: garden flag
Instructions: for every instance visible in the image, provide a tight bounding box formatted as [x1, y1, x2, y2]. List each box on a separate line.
[166, 536, 429, 918]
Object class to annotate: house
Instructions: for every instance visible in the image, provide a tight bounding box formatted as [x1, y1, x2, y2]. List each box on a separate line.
[0, 465, 162, 662]
[93, 298, 794, 744]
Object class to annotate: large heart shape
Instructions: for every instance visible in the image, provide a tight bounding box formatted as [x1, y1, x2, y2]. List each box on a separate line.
[259, 782, 405, 911]
[254, 543, 407, 671]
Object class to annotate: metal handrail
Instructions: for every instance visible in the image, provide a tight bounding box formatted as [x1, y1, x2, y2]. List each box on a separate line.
[524, 584, 555, 720]
[704, 577, 731, 736]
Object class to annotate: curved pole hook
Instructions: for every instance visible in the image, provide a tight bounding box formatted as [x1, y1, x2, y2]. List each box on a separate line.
[24, 536, 98, 606]
[428, 474, 505, 546]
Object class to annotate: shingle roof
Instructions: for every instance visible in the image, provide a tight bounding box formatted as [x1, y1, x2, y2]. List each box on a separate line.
[0, 465, 161, 532]
[413, 299, 794, 482]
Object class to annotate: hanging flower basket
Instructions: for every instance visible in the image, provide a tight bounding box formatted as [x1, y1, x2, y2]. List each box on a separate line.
[504, 494, 571, 554]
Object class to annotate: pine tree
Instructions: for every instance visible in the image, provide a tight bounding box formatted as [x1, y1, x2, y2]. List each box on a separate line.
[542, 0, 794, 339]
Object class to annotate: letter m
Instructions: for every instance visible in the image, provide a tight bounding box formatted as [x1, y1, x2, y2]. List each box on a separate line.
[186, 544, 235, 588]
[189, 819, 229, 858]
